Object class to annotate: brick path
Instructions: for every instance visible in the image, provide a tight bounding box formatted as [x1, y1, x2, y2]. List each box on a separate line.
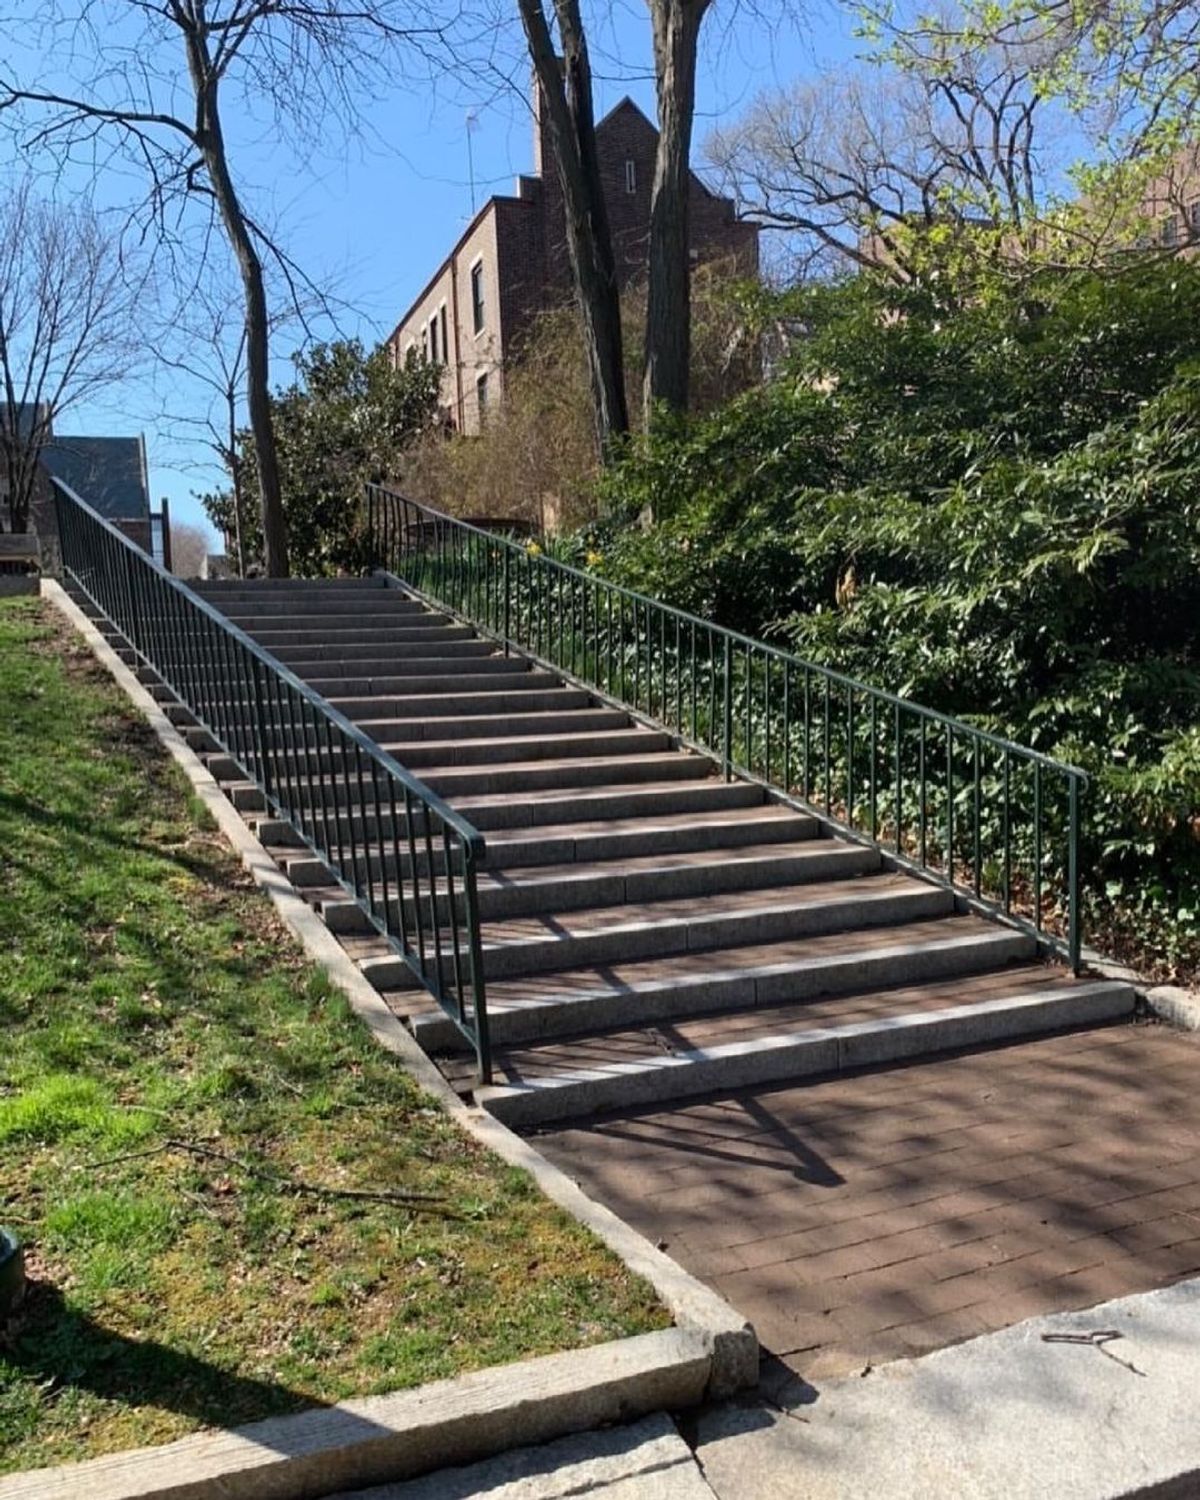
[537, 1021, 1200, 1375]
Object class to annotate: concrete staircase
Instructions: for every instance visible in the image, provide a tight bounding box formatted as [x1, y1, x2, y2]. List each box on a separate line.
[187, 576, 1135, 1127]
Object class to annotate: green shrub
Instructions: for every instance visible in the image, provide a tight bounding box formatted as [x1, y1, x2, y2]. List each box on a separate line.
[595, 262, 1200, 979]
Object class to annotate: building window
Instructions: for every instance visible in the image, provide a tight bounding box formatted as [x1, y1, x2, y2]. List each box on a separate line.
[1161, 214, 1178, 247]
[471, 260, 485, 334]
[624, 159, 636, 194]
[429, 313, 440, 365]
[439, 303, 449, 366]
[1190, 200, 1200, 235]
[475, 370, 489, 421]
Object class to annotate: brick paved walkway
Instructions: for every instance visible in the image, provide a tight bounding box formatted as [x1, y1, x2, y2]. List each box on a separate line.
[537, 1021, 1200, 1375]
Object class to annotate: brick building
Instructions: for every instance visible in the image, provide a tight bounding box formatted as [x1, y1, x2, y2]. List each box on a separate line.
[387, 94, 759, 433]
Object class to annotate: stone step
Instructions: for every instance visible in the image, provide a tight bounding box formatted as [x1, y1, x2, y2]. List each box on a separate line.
[332, 685, 590, 721]
[218, 749, 718, 813]
[285, 806, 818, 891]
[369, 708, 631, 745]
[194, 579, 385, 594]
[271, 640, 502, 665]
[260, 777, 765, 841]
[359, 873, 952, 990]
[227, 611, 454, 634]
[312, 837, 878, 930]
[467, 971, 1136, 1125]
[406, 916, 1033, 1049]
[299, 660, 532, 689]
[388, 726, 676, 770]
[223, 690, 606, 744]
[241, 624, 476, 647]
[206, 725, 674, 778]
[418, 751, 717, 798]
[209, 596, 427, 618]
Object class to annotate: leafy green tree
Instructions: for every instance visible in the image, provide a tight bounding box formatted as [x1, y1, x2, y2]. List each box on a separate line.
[202, 339, 439, 576]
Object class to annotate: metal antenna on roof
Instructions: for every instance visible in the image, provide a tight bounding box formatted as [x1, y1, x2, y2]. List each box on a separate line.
[466, 111, 479, 215]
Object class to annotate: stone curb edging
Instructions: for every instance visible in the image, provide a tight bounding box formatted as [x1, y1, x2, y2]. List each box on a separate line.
[25, 580, 756, 1497]
[0, 1329, 710, 1500]
[1079, 944, 1200, 1031]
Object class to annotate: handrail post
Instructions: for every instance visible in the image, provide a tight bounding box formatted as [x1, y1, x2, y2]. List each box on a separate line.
[251, 655, 273, 799]
[503, 545, 511, 657]
[1068, 772, 1082, 975]
[722, 635, 733, 782]
[463, 844, 491, 1083]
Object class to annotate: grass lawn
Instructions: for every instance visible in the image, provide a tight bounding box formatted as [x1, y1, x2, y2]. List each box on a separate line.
[0, 597, 668, 1476]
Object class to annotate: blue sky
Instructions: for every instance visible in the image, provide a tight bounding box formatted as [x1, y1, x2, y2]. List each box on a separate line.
[14, 0, 862, 544]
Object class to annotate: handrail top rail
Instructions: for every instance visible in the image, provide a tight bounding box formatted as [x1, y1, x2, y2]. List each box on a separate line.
[55, 477, 486, 853]
[366, 482, 1086, 784]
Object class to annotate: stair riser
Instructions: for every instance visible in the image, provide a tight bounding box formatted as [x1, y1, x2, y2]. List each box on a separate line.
[475, 847, 880, 919]
[255, 786, 759, 846]
[415, 930, 1037, 1049]
[472, 886, 954, 983]
[207, 717, 648, 774]
[482, 816, 819, 870]
[350, 710, 630, 745]
[426, 756, 717, 797]
[228, 754, 723, 807]
[219, 757, 708, 811]
[213, 600, 429, 618]
[272, 643, 501, 665]
[477, 984, 1136, 1126]
[321, 845, 880, 932]
[231, 614, 454, 634]
[283, 822, 828, 888]
[244, 627, 475, 647]
[184, 726, 220, 754]
[194, 581, 386, 595]
[204, 713, 632, 766]
[385, 731, 674, 769]
[300, 667, 539, 693]
[337, 688, 589, 720]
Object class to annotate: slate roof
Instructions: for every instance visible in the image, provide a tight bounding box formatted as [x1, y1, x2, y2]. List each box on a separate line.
[39, 435, 151, 522]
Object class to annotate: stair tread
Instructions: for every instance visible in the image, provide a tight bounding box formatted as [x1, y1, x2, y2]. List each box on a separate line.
[343, 689, 578, 713]
[455, 966, 1118, 1091]
[449, 775, 734, 811]
[286, 840, 870, 894]
[475, 804, 806, 847]
[467, 870, 929, 943]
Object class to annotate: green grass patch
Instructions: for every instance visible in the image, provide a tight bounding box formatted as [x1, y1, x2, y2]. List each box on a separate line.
[0, 598, 668, 1474]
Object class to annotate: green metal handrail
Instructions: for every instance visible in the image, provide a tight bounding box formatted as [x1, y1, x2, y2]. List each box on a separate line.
[365, 482, 1085, 972]
[55, 478, 492, 1079]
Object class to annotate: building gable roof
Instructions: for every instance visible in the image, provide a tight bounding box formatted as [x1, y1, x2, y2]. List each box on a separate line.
[40, 435, 150, 521]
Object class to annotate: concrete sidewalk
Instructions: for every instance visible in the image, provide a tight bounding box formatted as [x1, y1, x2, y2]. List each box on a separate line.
[341, 1278, 1200, 1499]
[697, 1277, 1200, 1499]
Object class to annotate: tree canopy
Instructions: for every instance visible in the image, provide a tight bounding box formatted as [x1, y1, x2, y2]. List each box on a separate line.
[201, 339, 439, 576]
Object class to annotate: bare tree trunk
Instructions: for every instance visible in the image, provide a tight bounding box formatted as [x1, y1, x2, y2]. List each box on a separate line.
[518, 0, 628, 458]
[184, 28, 290, 576]
[644, 0, 706, 426]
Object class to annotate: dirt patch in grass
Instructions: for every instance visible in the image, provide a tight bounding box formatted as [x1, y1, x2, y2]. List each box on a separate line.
[0, 598, 668, 1475]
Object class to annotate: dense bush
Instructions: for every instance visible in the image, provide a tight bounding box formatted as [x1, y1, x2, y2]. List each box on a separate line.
[401, 258, 763, 530]
[596, 264, 1200, 979]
